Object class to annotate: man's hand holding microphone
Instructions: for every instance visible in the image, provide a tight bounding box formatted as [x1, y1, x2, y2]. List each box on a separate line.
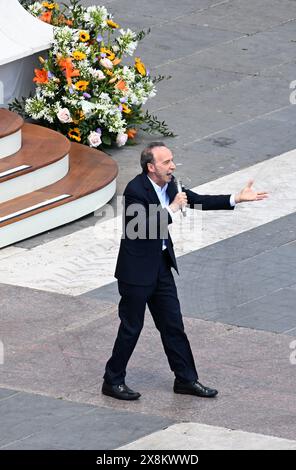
[169, 180, 187, 215]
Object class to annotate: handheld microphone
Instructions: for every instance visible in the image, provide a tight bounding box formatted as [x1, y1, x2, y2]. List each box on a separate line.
[176, 178, 186, 217]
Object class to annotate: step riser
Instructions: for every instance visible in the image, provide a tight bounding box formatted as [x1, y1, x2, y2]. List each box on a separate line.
[0, 130, 22, 159]
[0, 179, 116, 248]
[0, 155, 69, 203]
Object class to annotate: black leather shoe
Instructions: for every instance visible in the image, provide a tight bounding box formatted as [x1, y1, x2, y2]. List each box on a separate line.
[102, 381, 141, 400]
[174, 379, 218, 398]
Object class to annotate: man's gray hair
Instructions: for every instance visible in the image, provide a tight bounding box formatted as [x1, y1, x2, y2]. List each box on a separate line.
[140, 142, 167, 174]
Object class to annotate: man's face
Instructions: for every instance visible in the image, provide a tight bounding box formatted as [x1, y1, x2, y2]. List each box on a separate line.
[147, 146, 176, 187]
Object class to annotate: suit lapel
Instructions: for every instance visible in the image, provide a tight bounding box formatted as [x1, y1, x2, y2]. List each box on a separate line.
[141, 172, 162, 205]
[141, 173, 177, 204]
[167, 179, 177, 203]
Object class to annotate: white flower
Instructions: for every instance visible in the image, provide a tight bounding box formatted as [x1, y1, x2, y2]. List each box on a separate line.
[84, 6, 108, 28]
[90, 69, 106, 80]
[25, 96, 47, 120]
[88, 130, 102, 147]
[117, 65, 135, 83]
[100, 58, 113, 69]
[116, 133, 128, 147]
[28, 1, 43, 16]
[125, 42, 138, 56]
[99, 92, 112, 102]
[80, 100, 97, 117]
[116, 29, 138, 56]
[57, 108, 72, 123]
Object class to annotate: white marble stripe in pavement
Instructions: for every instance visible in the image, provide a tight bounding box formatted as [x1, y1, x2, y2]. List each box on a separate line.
[0, 149, 295, 296]
[0, 246, 27, 260]
[117, 422, 296, 450]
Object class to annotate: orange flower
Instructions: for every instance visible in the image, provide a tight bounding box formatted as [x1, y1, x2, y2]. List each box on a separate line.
[68, 128, 81, 142]
[58, 58, 80, 85]
[112, 57, 122, 66]
[59, 15, 73, 26]
[115, 80, 128, 92]
[135, 57, 146, 76]
[107, 19, 119, 29]
[39, 11, 52, 23]
[127, 128, 137, 139]
[33, 68, 48, 84]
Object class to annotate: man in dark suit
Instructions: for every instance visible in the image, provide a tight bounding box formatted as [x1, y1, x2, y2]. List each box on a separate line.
[102, 142, 268, 400]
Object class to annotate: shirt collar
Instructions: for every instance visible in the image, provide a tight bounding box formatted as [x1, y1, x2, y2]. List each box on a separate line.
[147, 176, 168, 194]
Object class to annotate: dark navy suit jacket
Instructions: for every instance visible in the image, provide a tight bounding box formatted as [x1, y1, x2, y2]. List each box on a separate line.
[115, 172, 234, 286]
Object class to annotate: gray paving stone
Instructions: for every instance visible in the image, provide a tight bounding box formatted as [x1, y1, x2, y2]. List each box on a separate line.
[151, 65, 291, 116]
[260, 60, 296, 81]
[97, 0, 225, 28]
[54, 318, 296, 440]
[164, 110, 296, 188]
[185, 212, 296, 264]
[181, 0, 296, 34]
[1, 305, 296, 441]
[217, 288, 296, 334]
[187, 21, 296, 75]
[0, 389, 20, 401]
[0, 283, 116, 351]
[154, 98, 240, 144]
[136, 21, 241, 68]
[1, 290, 296, 442]
[154, 74, 291, 141]
[192, 391, 296, 441]
[0, 389, 172, 450]
[175, 213, 296, 331]
[0, 391, 94, 448]
[149, 62, 243, 111]
[82, 281, 119, 304]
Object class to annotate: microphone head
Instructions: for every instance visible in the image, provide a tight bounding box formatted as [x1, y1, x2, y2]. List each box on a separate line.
[176, 178, 182, 193]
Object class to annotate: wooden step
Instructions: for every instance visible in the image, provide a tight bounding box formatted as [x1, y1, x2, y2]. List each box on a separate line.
[0, 123, 70, 202]
[0, 108, 24, 158]
[0, 142, 118, 247]
[0, 108, 23, 139]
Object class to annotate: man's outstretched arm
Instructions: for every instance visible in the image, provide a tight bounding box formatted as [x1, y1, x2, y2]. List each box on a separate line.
[177, 179, 269, 211]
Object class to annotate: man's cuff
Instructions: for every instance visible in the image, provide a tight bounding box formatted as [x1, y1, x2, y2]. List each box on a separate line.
[166, 205, 175, 219]
[230, 194, 236, 207]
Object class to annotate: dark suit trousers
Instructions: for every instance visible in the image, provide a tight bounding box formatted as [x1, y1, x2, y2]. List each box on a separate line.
[104, 250, 198, 385]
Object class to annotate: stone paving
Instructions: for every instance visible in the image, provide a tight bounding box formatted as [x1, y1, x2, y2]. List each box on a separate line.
[1, 0, 296, 450]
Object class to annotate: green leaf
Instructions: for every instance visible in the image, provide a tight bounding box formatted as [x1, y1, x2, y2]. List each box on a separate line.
[102, 134, 112, 146]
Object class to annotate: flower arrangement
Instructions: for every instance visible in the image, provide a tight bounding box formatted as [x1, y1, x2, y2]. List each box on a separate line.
[12, 0, 174, 148]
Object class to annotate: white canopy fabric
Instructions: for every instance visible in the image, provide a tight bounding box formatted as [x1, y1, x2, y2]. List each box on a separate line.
[0, 0, 53, 66]
[0, 0, 54, 106]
